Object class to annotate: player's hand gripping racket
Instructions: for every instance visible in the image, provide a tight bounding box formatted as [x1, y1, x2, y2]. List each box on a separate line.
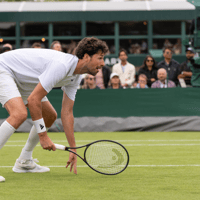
[55, 140, 129, 175]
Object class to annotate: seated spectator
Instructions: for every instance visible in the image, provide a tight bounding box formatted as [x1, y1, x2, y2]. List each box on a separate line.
[153, 43, 158, 49]
[173, 39, 182, 55]
[67, 40, 77, 54]
[186, 49, 200, 87]
[189, 17, 200, 35]
[31, 42, 42, 48]
[157, 47, 180, 85]
[138, 55, 158, 87]
[82, 74, 100, 90]
[95, 65, 111, 89]
[163, 39, 173, 49]
[151, 68, 176, 88]
[50, 41, 62, 51]
[112, 49, 135, 88]
[133, 43, 141, 54]
[141, 40, 148, 54]
[136, 74, 148, 88]
[2, 43, 12, 53]
[177, 47, 194, 86]
[108, 73, 123, 89]
[131, 81, 138, 88]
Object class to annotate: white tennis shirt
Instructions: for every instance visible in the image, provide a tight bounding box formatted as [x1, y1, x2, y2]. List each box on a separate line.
[0, 48, 82, 101]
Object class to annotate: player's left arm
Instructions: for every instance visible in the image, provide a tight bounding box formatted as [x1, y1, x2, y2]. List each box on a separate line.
[28, 82, 47, 120]
[27, 82, 56, 151]
[61, 91, 77, 174]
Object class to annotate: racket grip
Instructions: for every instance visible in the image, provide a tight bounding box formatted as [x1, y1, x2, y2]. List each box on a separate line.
[55, 144, 66, 151]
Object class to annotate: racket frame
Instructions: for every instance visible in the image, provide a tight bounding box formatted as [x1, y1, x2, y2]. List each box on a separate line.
[59, 140, 129, 175]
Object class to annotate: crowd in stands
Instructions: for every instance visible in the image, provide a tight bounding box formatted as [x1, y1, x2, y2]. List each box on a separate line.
[122, 38, 182, 55]
[81, 46, 196, 89]
[81, 46, 197, 89]
[0, 40, 198, 89]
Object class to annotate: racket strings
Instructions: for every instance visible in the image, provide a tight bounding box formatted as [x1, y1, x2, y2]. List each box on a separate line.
[85, 141, 128, 175]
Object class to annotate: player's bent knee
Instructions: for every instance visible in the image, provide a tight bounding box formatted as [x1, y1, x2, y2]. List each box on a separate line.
[11, 110, 28, 123]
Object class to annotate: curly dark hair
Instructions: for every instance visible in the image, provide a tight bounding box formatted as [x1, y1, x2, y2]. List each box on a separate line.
[75, 37, 109, 59]
[142, 55, 157, 70]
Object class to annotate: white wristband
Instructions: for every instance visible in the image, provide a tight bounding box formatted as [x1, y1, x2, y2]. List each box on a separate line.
[32, 118, 46, 134]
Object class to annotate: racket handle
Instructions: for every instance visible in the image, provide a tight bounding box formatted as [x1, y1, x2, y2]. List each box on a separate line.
[55, 144, 66, 151]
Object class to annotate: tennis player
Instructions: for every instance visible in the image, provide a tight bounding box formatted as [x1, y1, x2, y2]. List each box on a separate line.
[0, 37, 108, 182]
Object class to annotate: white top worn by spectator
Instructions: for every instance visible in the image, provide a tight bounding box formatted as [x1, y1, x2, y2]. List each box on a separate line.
[112, 49, 135, 88]
[112, 61, 135, 87]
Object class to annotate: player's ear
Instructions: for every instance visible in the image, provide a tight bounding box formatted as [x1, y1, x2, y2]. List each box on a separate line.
[83, 53, 91, 62]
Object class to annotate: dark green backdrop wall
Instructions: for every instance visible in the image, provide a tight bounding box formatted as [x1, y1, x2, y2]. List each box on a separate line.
[0, 88, 198, 119]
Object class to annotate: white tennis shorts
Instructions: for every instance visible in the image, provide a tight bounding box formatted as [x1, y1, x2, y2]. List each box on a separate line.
[0, 67, 48, 107]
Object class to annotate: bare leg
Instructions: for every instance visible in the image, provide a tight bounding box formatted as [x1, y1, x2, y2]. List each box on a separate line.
[5, 97, 27, 129]
[0, 97, 27, 150]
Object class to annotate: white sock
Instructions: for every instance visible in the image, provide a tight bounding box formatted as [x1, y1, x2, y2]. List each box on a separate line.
[0, 121, 16, 150]
[18, 126, 49, 160]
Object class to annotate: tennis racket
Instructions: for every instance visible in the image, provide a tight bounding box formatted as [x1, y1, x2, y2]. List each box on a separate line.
[55, 140, 129, 175]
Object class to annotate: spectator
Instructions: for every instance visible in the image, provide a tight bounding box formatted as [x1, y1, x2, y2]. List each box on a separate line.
[112, 49, 135, 88]
[131, 81, 138, 88]
[31, 42, 42, 48]
[95, 65, 111, 89]
[2, 43, 13, 53]
[82, 74, 100, 89]
[133, 43, 141, 54]
[151, 68, 176, 88]
[50, 41, 62, 52]
[67, 40, 77, 54]
[163, 39, 173, 49]
[138, 55, 158, 87]
[157, 47, 180, 85]
[108, 73, 123, 89]
[135, 74, 148, 88]
[141, 40, 148, 54]
[189, 17, 200, 35]
[129, 43, 141, 54]
[80, 74, 87, 89]
[177, 47, 194, 86]
[153, 43, 158, 49]
[173, 39, 182, 55]
[187, 50, 200, 87]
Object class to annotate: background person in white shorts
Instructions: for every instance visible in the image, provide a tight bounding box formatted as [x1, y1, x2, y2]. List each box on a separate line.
[0, 37, 108, 182]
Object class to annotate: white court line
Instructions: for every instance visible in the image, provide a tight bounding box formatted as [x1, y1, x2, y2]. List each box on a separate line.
[4, 144, 200, 147]
[126, 144, 200, 146]
[7, 140, 200, 143]
[1, 165, 200, 168]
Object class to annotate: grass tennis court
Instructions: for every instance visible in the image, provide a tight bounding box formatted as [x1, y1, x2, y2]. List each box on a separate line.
[1, 131, 200, 200]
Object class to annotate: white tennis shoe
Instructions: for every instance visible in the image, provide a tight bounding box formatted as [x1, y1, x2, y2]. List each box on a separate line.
[0, 176, 5, 182]
[12, 158, 50, 173]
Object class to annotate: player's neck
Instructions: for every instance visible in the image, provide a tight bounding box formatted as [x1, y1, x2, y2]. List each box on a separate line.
[74, 59, 88, 74]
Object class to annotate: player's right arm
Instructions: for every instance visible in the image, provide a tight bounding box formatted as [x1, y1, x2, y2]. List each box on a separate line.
[61, 92, 77, 174]
[27, 82, 56, 151]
